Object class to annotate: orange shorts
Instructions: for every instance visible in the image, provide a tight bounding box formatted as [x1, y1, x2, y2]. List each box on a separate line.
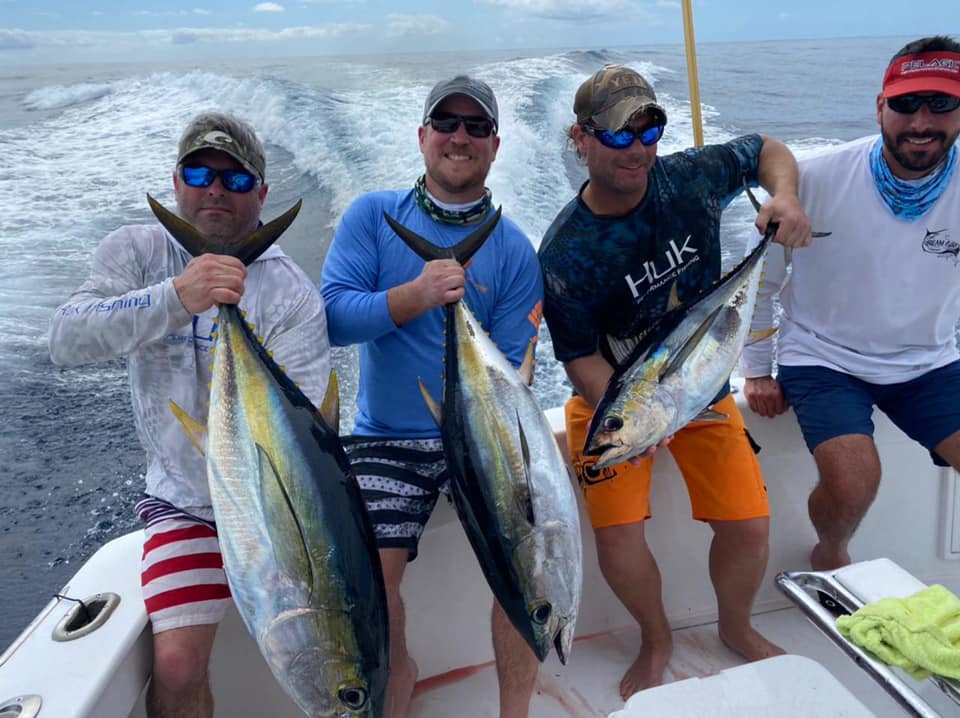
[565, 393, 769, 528]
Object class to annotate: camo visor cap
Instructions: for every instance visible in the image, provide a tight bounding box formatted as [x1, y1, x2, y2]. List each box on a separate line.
[177, 114, 266, 183]
[575, 65, 667, 131]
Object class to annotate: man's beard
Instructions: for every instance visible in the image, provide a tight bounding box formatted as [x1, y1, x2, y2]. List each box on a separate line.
[881, 122, 958, 175]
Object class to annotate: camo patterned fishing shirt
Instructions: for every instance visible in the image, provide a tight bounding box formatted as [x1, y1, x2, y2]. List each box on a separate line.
[539, 134, 764, 368]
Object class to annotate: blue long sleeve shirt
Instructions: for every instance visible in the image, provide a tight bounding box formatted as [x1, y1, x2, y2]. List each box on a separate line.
[321, 189, 543, 438]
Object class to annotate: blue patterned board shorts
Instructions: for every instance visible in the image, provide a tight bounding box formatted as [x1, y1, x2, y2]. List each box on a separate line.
[779, 360, 960, 467]
[342, 436, 451, 561]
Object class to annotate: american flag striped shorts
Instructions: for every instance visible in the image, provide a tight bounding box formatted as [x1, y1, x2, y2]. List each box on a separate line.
[136, 497, 231, 634]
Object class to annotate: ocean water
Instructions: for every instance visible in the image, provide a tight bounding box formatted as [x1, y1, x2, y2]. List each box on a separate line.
[0, 36, 901, 650]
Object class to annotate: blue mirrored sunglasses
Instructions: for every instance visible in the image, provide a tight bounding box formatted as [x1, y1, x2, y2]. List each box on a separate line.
[581, 123, 665, 149]
[886, 93, 960, 114]
[180, 164, 260, 193]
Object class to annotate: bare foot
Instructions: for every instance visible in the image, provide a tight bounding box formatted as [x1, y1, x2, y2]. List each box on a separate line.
[718, 626, 784, 663]
[619, 641, 672, 701]
[387, 655, 419, 718]
[810, 542, 851, 571]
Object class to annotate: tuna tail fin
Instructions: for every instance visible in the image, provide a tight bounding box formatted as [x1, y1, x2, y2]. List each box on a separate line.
[169, 400, 207, 455]
[382, 206, 502, 266]
[147, 194, 302, 266]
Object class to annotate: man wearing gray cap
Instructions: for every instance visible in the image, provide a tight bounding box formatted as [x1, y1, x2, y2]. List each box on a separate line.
[322, 76, 544, 717]
[49, 111, 330, 717]
[538, 65, 812, 699]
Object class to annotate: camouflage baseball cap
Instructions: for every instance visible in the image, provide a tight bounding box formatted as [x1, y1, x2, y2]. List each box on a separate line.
[574, 65, 667, 131]
[177, 112, 266, 182]
[423, 75, 499, 133]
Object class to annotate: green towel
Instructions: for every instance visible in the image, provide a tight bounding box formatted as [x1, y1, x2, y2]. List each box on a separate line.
[836, 584, 960, 680]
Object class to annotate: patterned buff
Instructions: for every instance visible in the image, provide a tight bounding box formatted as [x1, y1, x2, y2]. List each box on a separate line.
[870, 138, 958, 222]
[414, 174, 493, 225]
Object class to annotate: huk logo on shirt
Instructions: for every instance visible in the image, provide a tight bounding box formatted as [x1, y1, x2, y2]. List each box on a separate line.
[623, 235, 700, 301]
[921, 228, 959, 264]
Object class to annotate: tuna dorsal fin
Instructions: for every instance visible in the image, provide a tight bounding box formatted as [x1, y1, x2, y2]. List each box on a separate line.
[169, 400, 207, 455]
[257, 443, 313, 589]
[146, 194, 302, 266]
[660, 304, 724, 380]
[747, 327, 778, 345]
[318, 369, 340, 434]
[667, 280, 681, 310]
[382, 206, 502, 266]
[418, 378, 442, 426]
[516, 412, 536, 526]
[518, 338, 536, 386]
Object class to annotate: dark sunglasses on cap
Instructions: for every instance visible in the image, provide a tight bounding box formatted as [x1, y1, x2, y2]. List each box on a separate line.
[581, 123, 665, 149]
[886, 93, 960, 115]
[428, 112, 496, 138]
[179, 164, 261, 194]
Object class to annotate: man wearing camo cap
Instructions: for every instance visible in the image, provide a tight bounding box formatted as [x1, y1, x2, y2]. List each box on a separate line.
[50, 111, 330, 717]
[538, 65, 813, 699]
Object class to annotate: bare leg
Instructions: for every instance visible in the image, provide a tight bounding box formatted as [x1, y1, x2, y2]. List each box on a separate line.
[808, 434, 881, 570]
[380, 548, 418, 718]
[595, 522, 672, 700]
[492, 601, 538, 718]
[146, 624, 218, 718]
[934, 429, 960, 470]
[707, 517, 784, 661]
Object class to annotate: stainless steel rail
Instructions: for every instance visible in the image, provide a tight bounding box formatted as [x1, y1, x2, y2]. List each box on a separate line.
[776, 569, 960, 718]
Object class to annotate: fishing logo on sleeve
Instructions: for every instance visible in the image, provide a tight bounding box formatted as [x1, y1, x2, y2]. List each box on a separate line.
[921, 228, 959, 264]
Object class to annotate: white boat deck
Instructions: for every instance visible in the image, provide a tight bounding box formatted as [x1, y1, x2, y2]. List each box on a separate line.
[404, 605, 960, 718]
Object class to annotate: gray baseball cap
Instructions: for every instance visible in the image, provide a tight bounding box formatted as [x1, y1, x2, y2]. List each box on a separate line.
[423, 75, 499, 133]
[574, 65, 667, 131]
[177, 112, 266, 182]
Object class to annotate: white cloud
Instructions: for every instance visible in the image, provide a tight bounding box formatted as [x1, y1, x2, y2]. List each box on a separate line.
[656, 0, 681, 8]
[386, 14, 449, 37]
[192, 8, 213, 15]
[253, 2, 285, 11]
[0, 23, 370, 52]
[474, 0, 638, 21]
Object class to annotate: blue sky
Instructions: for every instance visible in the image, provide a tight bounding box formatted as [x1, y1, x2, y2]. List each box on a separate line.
[2, 0, 958, 66]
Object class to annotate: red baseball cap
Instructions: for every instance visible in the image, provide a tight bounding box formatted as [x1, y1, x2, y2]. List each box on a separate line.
[881, 51, 960, 98]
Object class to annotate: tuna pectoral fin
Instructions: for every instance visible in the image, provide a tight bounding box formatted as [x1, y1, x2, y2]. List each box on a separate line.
[746, 327, 778, 345]
[318, 370, 340, 434]
[383, 206, 502, 265]
[257, 443, 313, 586]
[418, 379, 442, 426]
[169, 401, 207, 455]
[693, 408, 728, 422]
[660, 304, 724, 380]
[518, 339, 536, 386]
[516, 413, 536, 526]
[147, 194, 302, 266]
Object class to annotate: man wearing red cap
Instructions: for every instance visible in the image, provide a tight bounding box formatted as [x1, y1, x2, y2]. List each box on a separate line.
[743, 36, 960, 573]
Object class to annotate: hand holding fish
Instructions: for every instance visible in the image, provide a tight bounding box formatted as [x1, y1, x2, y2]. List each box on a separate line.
[173, 253, 247, 313]
[417, 258, 467, 308]
[754, 192, 812, 248]
[743, 376, 790, 418]
[628, 434, 674, 464]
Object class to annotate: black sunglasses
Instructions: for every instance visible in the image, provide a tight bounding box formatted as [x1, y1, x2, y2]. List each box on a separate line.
[581, 123, 665, 149]
[428, 112, 496, 138]
[886, 93, 960, 115]
[180, 164, 260, 194]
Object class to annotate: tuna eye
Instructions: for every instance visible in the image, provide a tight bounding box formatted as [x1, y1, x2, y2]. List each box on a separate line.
[338, 686, 368, 710]
[531, 603, 552, 625]
[601, 416, 623, 432]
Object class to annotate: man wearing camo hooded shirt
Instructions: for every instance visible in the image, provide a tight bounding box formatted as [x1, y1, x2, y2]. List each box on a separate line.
[49, 112, 330, 717]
